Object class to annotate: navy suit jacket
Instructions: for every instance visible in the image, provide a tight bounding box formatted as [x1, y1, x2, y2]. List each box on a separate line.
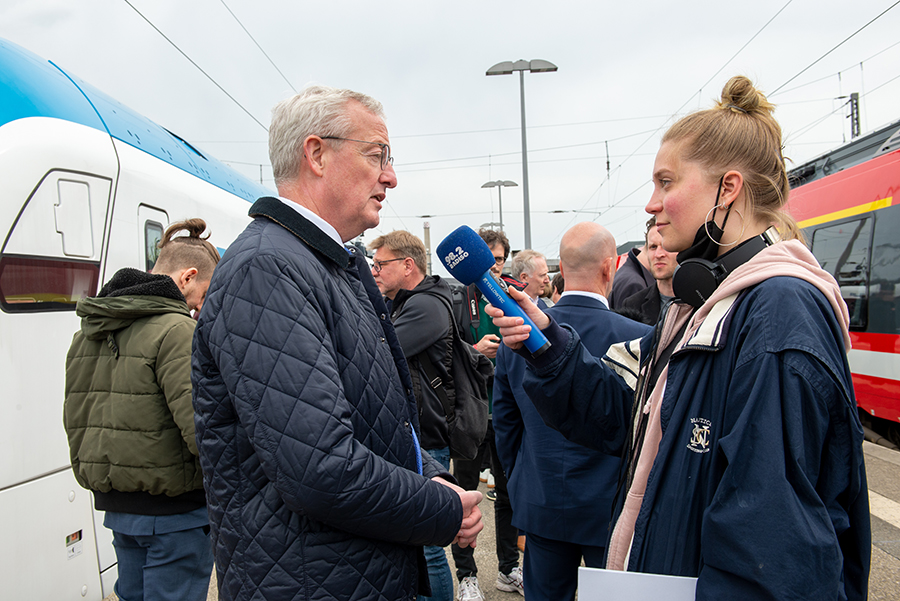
[493, 293, 650, 546]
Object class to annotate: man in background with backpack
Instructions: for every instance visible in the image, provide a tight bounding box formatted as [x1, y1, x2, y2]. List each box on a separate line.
[450, 229, 524, 601]
[370, 230, 461, 601]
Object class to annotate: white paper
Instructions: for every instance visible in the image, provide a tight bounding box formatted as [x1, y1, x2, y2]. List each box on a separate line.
[578, 566, 698, 600]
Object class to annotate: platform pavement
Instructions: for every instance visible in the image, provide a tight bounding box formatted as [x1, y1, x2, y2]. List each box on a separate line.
[103, 441, 900, 600]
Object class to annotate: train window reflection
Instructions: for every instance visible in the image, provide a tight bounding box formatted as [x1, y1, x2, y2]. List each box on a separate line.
[145, 221, 163, 272]
[0, 256, 99, 313]
[810, 217, 871, 330]
[869, 205, 900, 334]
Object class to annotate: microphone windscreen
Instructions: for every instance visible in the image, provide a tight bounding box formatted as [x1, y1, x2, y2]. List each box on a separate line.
[436, 226, 496, 285]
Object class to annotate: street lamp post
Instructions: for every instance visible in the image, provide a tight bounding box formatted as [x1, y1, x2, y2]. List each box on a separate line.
[486, 59, 557, 249]
[481, 180, 517, 231]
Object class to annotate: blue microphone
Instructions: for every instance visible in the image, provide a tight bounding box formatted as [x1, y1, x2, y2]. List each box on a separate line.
[437, 226, 550, 357]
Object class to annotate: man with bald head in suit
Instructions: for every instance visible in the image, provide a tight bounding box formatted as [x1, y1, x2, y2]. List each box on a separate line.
[492, 222, 651, 601]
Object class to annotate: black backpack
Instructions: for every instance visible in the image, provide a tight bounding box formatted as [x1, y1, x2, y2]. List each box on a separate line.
[416, 293, 492, 461]
[449, 284, 479, 345]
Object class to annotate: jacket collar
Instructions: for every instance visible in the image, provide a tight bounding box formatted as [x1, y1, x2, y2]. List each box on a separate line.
[98, 267, 185, 301]
[677, 294, 739, 352]
[249, 196, 352, 269]
[554, 291, 610, 310]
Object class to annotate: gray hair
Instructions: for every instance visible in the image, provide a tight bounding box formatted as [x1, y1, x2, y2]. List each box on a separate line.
[269, 85, 385, 185]
[510, 249, 546, 280]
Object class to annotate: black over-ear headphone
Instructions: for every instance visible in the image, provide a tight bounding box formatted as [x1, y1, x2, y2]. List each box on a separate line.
[673, 227, 781, 308]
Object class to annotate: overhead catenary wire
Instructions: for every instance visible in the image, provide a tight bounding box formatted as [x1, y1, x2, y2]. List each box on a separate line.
[696, 0, 795, 98]
[193, 114, 672, 145]
[391, 115, 671, 140]
[572, 0, 894, 245]
[773, 38, 900, 97]
[118, 0, 896, 250]
[604, 0, 795, 178]
[386, 0, 854, 252]
[865, 71, 900, 96]
[218, 0, 296, 93]
[122, 0, 268, 131]
[771, 0, 900, 95]
[397, 128, 660, 168]
[539, 0, 797, 252]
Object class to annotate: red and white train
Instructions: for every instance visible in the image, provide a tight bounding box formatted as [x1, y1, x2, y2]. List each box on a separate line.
[786, 118, 900, 444]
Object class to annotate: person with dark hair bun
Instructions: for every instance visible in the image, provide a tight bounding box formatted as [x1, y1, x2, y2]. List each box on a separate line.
[64, 218, 221, 601]
[152, 218, 220, 312]
[488, 76, 869, 600]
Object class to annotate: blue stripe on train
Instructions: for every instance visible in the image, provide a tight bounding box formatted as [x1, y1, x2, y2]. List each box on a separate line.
[0, 37, 272, 203]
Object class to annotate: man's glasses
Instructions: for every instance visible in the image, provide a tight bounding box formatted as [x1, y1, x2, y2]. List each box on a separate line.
[372, 257, 405, 273]
[321, 136, 393, 170]
[493, 256, 506, 265]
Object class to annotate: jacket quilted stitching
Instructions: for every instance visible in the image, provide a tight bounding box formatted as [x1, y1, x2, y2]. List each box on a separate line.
[192, 198, 463, 600]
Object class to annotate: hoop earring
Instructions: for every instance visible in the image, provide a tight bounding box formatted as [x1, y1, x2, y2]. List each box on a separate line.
[705, 204, 746, 247]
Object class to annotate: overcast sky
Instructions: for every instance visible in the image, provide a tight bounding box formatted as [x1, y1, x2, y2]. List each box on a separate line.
[3, 0, 899, 276]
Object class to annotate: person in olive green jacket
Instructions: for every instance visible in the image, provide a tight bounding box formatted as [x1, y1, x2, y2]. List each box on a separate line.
[64, 218, 219, 601]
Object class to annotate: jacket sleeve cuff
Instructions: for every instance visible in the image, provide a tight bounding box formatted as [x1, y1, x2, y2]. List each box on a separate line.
[511, 315, 575, 375]
[421, 450, 457, 484]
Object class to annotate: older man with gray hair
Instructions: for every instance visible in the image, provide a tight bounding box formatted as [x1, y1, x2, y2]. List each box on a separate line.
[192, 86, 483, 601]
[510, 249, 550, 305]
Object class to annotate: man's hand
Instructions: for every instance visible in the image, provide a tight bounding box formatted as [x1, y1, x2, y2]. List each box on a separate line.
[484, 287, 551, 350]
[454, 492, 483, 548]
[474, 334, 501, 359]
[432, 477, 484, 548]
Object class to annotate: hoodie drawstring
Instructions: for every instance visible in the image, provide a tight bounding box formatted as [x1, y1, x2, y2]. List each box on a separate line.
[106, 333, 120, 359]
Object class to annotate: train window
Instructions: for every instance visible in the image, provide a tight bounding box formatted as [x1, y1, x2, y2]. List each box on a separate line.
[0, 256, 99, 313]
[145, 221, 163, 272]
[810, 217, 871, 330]
[869, 205, 900, 334]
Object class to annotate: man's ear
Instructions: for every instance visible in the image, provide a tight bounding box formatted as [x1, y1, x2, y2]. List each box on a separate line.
[602, 256, 614, 282]
[180, 267, 199, 288]
[303, 136, 327, 177]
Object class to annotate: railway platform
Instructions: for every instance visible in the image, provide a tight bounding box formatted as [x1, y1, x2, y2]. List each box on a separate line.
[103, 440, 900, 601]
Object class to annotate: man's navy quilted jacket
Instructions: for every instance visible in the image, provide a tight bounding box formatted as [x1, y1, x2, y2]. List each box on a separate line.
[192, 198, 463, 600]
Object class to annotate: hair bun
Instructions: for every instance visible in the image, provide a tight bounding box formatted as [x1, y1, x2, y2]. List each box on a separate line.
[718, 75, 774, 116]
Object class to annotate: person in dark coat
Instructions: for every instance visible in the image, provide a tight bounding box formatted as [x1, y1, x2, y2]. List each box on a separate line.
[493, 222, 650, 601]
[369, 229, 456, 601]
[619, 225, 678, 325]
[192, 85, 483, 601]
[608, 217, 655, 309]
[487, 76, 869, 601]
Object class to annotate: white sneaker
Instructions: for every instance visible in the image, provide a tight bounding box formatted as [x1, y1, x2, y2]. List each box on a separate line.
[479, 469, 489, 483]
[495, 566, 524, 595]
[458, 575, 485, 601]
[487, 472, 495, 488]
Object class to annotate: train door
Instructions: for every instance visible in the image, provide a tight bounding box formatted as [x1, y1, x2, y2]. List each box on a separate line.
[0, 168, 114, 600]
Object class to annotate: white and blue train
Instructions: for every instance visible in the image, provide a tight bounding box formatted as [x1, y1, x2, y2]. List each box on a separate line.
[0, 37, 271, 599]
